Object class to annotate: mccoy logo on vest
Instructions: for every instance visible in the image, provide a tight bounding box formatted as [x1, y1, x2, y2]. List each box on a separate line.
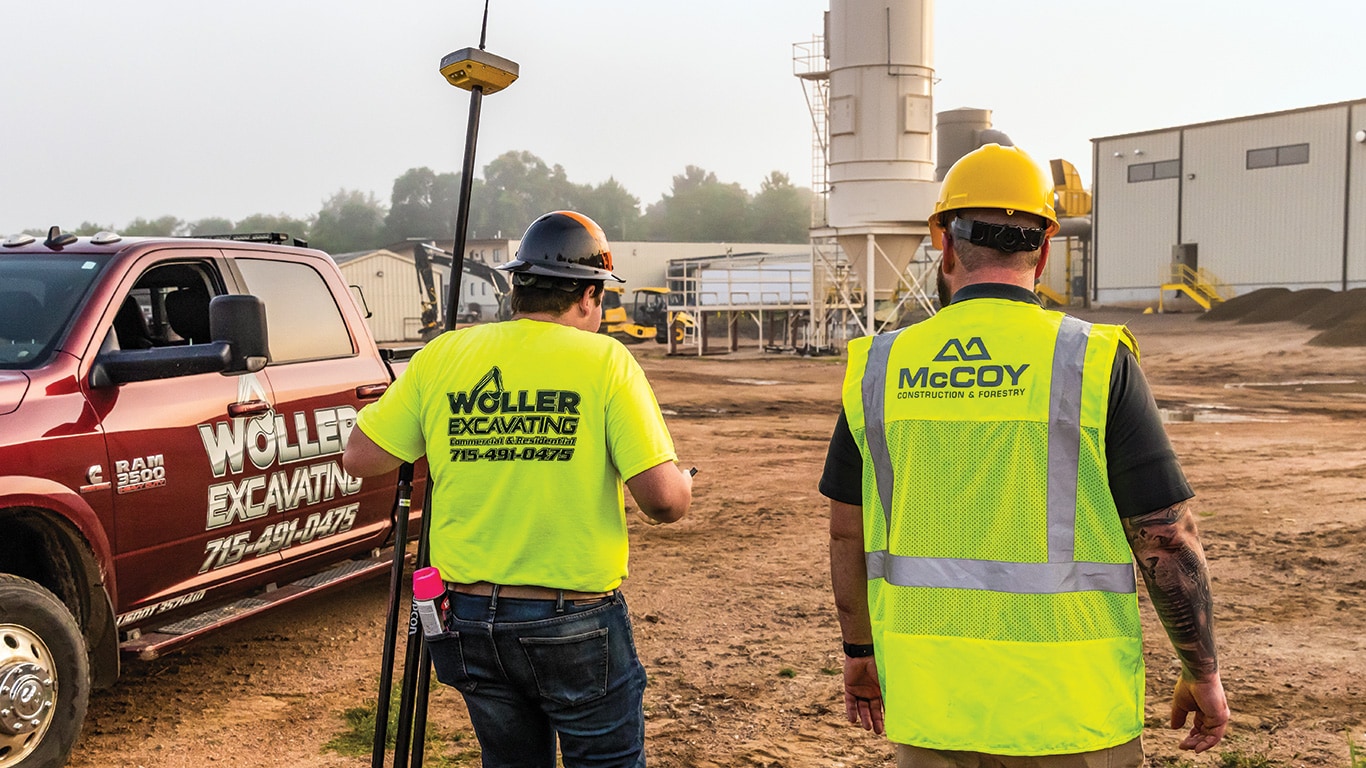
[896, 337, 1031, 400]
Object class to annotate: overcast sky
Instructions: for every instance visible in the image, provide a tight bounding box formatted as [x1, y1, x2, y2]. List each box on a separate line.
[4, 1, 1364, 235]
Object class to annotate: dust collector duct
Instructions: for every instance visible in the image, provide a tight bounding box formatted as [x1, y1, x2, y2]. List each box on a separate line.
[935, 107, 1012, 181]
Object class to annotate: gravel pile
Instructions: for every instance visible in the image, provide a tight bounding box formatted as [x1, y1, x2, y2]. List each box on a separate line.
[1299, 287, 1366, 329]
[1198, 286, 1366, 346]
[1236, 288, 1334, 324]
[1308, 303, 1366, 346]
[1198, 287, 1289, 322]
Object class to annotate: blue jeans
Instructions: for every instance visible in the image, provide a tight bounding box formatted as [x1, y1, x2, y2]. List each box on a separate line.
[426, 589, 648, 768]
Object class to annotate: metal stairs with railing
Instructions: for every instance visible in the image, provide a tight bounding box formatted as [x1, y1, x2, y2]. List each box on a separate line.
[1159, 264, 1234, 312]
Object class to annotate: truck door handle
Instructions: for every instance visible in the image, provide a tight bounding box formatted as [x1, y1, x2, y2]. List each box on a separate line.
[227, 400, 272, 418]
[356, 383, 388, 400]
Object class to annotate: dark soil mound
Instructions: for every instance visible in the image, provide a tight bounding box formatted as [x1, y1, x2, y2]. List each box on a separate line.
[1236, 288, 1334, 324]
[1307, 304, 1366, 347]
[1200, 287, 1290, 322]
[1299, 287, 1366, 329]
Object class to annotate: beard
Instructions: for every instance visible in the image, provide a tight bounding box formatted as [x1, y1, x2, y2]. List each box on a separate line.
[936, 265, 952, 308]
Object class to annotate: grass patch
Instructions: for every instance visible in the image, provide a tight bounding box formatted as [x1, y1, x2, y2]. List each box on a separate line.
[1349, 730, 1365, 768]
[325, 681, 479, 767]
[777, 668, 797, 678]
[1217, 749, 1279, 768]
[820, 666, 840, 676]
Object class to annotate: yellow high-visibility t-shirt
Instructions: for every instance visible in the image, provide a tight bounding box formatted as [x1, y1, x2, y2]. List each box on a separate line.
[356, 319, 676, 592]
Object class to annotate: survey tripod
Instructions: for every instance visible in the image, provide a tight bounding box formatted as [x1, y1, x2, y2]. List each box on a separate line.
[372, 6, 518, 766]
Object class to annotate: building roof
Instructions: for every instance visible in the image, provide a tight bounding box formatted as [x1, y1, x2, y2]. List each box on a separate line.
[330, 250, 372, 265]
[1092, 96, 1366, 142]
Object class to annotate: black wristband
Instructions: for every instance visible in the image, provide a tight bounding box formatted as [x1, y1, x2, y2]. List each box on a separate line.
[843, 642, 875, 658]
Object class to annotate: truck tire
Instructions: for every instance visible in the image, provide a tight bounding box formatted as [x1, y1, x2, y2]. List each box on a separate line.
[0, 575, 88, 768]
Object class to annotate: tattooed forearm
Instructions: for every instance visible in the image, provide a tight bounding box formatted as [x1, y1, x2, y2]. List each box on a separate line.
[1122, 501, 1219, 680]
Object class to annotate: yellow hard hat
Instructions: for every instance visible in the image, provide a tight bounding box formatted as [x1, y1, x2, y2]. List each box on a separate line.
[929, 144, 1059, 249]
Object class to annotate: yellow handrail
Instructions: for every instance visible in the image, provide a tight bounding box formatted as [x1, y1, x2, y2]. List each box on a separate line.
[1165, 264, 1232, 304]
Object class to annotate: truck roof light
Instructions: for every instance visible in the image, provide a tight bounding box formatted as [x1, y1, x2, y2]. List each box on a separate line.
[3, 233, 36, 247]
[90, 231, 123, 245]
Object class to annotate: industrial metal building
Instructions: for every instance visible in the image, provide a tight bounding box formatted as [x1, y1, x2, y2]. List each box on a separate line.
[1092, 98, 1366, 305]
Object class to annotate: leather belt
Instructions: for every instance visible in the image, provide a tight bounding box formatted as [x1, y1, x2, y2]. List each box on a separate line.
[446, 581, 614, 601]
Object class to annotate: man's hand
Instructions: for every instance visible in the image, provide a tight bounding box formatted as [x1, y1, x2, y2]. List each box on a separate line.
[842, 655, 884, 735]
[626, 461, 693, 524]
[1172, 671, 1228, 752]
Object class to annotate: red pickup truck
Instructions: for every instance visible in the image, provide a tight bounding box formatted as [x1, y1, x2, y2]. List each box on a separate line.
[0, 228, 423, 768]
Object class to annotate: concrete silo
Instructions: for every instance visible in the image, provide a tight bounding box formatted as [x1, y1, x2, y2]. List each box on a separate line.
[805, 0, 941, 339]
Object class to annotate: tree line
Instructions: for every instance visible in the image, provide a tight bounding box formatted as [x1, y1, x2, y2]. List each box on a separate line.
[37, 151, 813, 255]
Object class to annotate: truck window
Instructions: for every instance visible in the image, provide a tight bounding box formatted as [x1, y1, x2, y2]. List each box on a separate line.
[108, 262, 222, 351]
[0, 255, 108, 368]
[236, 258, 353, 363]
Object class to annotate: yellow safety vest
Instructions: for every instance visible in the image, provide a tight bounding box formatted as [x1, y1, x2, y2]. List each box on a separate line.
[842, 297, 1144, 755]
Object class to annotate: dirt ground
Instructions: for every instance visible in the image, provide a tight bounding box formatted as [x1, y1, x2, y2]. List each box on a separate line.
[68, 308, 1366, 768]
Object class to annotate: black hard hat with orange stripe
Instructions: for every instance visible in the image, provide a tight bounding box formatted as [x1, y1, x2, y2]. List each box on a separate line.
[497, 210, 625, 283]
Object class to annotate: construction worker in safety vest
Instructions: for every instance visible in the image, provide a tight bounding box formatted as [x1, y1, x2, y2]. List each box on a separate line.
[344, 210, 694, 768]
[820, 144, 1228, 766]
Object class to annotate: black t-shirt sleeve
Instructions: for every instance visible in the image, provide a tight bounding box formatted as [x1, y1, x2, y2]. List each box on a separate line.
[1105, 344, 1194, 517]
[819, 409, 864, 506]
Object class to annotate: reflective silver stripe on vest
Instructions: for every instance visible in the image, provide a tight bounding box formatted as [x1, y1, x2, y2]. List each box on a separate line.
[861, 330, 903, 534]
[1048, 315, 1090, 562]
[866, 550, 1137, 595]
[860, 316, 1136, 595]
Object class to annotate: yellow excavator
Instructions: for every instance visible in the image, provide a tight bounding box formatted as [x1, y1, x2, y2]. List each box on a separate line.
[413, 241, 511, 340]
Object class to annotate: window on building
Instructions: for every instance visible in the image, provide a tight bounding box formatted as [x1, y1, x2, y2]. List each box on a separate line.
[1127, 160, 1180, 183]
[1153, 159, 1181, 179]
[1247, 142, 1309, 170]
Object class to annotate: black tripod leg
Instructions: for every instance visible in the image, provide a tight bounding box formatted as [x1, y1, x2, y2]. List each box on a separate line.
[410, 642, 434, 767]
[394, 478, 436, 767]
[372, 462, 414, 768]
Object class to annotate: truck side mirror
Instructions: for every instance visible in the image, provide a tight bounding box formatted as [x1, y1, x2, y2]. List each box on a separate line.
[89, 294, 272, 387]
[210, 295, 270, 373]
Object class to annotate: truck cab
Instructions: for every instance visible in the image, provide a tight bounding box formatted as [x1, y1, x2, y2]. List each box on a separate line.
[0, 229, 421, 768]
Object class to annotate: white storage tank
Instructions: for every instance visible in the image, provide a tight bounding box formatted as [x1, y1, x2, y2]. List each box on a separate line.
[825, 0, 940, 311]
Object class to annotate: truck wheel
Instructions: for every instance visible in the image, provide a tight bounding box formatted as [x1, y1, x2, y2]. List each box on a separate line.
[0, 575, 88, 768]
